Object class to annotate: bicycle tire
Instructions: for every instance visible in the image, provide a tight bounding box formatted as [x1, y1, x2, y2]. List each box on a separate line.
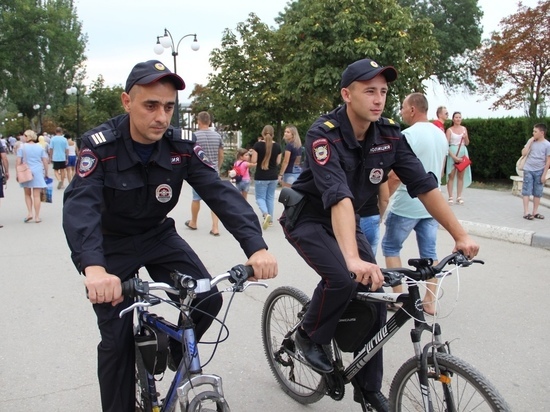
[261, 286, 326, 404]
[389, 352, 511, 411]
[187, 390, 230, 412]
[135, 345, 153, 412]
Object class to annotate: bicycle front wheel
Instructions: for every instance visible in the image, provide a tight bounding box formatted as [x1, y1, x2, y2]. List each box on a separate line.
[389, 352, 511, 411]
[261, 286, 326, 404]
[135, 346, 153, 412]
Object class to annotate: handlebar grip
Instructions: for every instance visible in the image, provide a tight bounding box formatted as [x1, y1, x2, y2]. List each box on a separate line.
[229, 264, 254, 284]
[121, 279, 135, 298]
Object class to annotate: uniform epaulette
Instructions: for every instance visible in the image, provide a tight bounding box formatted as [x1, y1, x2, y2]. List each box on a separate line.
[378, 117, 400, 128]
[86, 129, 117, 148]
[166, 128, 196, 143]
[320, 120, 339, 132]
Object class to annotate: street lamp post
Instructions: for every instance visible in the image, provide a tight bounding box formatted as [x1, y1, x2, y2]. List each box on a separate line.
[32, 104, 51, 134]
[153, 29, 200, 128]
[66, 85, 81, 138]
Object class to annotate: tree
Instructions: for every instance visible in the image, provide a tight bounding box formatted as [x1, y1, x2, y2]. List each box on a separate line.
[0, 0, 87, 126]
[475, 1, 550, 118]
[275, 0, 439, 115]
[207, 13, 306, 144]
[398, 0, 483, 91]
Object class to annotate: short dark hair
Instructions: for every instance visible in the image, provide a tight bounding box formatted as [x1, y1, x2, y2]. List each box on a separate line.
[406, 93, 429, 114]
[534, 123, 547, 135]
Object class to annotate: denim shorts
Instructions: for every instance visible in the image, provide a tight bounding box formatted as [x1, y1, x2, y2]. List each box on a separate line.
[359, 214, 381, 255]
[236, 180, 251, 193]
[382, 211, 439, 259]
[191, 188, 201, 201]
[282, 172, 300, 185]
[522, 169, 544, 197]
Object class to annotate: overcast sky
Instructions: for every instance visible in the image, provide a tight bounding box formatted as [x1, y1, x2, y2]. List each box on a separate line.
[73, 0, 535, 119]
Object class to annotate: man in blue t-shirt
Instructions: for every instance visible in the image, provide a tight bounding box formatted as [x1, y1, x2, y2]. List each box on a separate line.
[49, 127, 69, 189]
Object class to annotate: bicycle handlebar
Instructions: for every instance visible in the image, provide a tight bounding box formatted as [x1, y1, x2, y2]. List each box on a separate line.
[121, 264, 256, 298]
[382, 251, 484, 286]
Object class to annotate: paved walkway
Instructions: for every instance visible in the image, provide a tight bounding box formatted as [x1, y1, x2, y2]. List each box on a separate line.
[440, 186, 550, 249]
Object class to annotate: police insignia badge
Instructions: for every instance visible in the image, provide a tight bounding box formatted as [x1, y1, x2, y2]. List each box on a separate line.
[369, 168, 384, 184]
[77, 148, 98, 178]
[156, 184, 172, 203]
[154, 63, 165, 71]
[193, 145, 215, 169]
[312, 138, 330, 165]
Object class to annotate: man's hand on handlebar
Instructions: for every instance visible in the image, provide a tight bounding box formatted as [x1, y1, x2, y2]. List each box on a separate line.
[453, 235, 480, 260]
[84, 265, 123, 306]
[245, 249, 278, 280]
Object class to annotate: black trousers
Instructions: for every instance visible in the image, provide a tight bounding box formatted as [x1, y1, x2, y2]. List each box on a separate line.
[282, 217, 386, 392]
[93, 218, 223, 412]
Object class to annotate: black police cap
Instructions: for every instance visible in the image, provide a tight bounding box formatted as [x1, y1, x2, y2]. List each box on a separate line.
[340, 58, 398, 88]
[125, 60, 185, 93]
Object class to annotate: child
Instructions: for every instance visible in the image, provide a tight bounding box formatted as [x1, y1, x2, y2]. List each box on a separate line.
[233, 148, 256, 199]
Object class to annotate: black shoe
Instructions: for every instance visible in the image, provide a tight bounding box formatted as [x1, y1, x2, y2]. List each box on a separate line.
[294, 328, 333, 373]
[354, 388, 389, 412]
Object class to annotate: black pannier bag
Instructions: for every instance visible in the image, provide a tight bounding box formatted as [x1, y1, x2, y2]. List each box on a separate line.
[334, 299, 377, 352]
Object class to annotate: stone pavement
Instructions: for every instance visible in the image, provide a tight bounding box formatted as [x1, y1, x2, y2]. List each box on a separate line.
[440, 185, 550, 250]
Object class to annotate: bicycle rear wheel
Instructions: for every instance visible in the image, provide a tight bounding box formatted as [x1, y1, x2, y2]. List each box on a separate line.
[261, 286, 326, 404]
[389, 352, 511, 411]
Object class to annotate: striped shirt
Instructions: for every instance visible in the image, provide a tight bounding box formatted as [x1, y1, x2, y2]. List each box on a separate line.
[194, 129, 224, 172]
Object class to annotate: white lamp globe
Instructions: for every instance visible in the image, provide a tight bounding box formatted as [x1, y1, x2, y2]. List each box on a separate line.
[160, 35, 172, 49]
[153, 43, 164, 55]
[191, 41, 200, 51]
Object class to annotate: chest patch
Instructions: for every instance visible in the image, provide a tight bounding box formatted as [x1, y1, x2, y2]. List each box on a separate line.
[193, 145, 215, 169]
[77, 148, 98, 178]
[369, 143, 392, 154]
[155, 184, 173, 203]
[312, 138, 330, 166]
[171, 153, 182, 164]
[369, 168, 384, 184]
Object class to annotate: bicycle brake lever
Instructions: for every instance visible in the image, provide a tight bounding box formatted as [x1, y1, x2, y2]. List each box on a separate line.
[119, 301, 152, 318]
[224, 281, 268, 292]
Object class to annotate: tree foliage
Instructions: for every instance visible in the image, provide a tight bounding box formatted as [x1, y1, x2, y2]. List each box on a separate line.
[276, 0, 439, 114]
[397, 0, 483, 91]
[475, 0, 550, 118]
[0, 0, 87, 123]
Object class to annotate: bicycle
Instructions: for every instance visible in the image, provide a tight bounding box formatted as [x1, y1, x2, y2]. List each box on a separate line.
[120, 264, 266, 412]
[261, 252, 511, 411]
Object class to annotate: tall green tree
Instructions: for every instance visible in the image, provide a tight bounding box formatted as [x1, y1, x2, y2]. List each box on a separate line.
[475, 0, 550, 119]
[0, 0, 87, 127]
[276, 0, 439, 115]
[397, 0, 483, 91]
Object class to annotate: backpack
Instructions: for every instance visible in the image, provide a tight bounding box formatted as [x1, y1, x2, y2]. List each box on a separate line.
[232, 161, 245, 183]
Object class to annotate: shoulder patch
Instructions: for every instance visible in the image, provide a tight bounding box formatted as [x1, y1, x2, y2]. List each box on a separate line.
[87, 130, 117, 148]
[193, 145, 215, 169]
[320, 120, 339, 132]
[77, 148, 99, 178]
[312, 138, 330, 166]
[378, 117, 400, 128]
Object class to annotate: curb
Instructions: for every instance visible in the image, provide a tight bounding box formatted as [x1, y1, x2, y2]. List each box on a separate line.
[456, 219, 550, 250]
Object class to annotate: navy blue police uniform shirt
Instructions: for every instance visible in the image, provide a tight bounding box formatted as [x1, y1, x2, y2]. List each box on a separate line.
[63, 114, 267, 273]
[292, 104, 437, 220]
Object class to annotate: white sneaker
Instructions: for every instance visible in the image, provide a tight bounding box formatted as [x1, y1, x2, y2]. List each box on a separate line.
[262, 214, 271, 230]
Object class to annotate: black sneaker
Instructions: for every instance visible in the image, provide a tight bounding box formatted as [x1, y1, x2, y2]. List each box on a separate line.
[353, 387, 389, 412]
[294, 328, 333, 373]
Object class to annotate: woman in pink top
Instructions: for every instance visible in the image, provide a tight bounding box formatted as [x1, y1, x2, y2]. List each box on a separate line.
[445, 112, 472, 204]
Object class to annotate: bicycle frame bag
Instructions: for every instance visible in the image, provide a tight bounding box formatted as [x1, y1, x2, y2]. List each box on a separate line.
[135, 323, 169, 375]
[334, 300, 376, 352]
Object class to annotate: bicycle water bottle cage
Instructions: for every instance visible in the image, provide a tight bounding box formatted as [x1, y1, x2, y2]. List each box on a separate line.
[135, 323, 170, 375]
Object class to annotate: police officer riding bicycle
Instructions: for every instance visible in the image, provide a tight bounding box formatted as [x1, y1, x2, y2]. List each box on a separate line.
[279, 58, 479, 411]
[63, 60, 277, 412]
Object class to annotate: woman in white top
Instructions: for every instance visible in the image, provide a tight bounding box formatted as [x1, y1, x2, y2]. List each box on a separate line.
[445, 112, 472, 204]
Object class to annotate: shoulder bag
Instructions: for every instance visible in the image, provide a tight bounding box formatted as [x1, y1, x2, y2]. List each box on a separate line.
[454, 137, 472, 172]
[16, 144, 33, 183]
